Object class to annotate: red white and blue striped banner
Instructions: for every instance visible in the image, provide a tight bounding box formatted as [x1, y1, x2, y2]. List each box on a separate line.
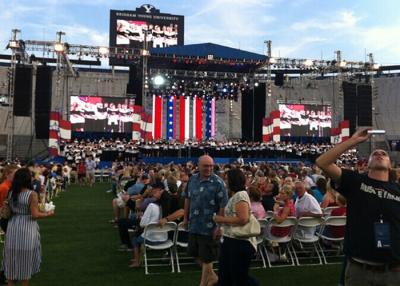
[192, 96, 203, 141]
[206, 98, 216, 139]
[179, 96, 191, 142]
[166, 95, 176, 140]
[152, 95, 163, 140]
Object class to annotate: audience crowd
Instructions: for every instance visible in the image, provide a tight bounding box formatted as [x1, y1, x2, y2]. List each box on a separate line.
[1, 137, 399, 285]
[101, 156, 378, 273]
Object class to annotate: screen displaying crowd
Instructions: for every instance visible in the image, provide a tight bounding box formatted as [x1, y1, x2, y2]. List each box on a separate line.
[116, 19, 179, 48]
[279, 104, 332, 137]
[70, 96, 143, 133]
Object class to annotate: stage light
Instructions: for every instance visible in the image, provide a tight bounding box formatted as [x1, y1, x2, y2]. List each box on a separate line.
[8, 40, 19, 49]
[153, 75, 165, 86]
[54, 42, 65, 53]
[372, 63, 380, 70]
[254, 82, 259, 87]
[339, 60, 346, 68]
[99, 47, 109, 56]
[303, 59, 313, 67]
[269, 57, 277, 64]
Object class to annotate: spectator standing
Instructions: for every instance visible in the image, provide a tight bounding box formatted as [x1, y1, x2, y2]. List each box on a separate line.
[77, 161, 86, 186]
[0, 165, 18, 209]
[0, 164, 18, 284]
[213, 168, 259, 286]
[2, 168, 54, 286]
[85, 156, 96, 188]
[183, 155, 228, 286]
[316, 128, 400, 286]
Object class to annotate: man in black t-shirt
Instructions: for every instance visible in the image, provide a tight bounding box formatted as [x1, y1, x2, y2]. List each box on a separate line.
[316, 128, 400, 286]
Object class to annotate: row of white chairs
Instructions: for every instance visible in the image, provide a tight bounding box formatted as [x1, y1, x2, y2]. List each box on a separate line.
[256, 216, 346, 268]
[140, 215, 346, 274]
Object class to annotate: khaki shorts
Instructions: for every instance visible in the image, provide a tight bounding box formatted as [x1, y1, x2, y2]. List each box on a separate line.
[86, 171, 95, 179]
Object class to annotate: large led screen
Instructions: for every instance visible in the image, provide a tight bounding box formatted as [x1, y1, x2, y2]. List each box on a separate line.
[279, 104, 332, 137]
[116, 20, 180, 48]
[109, 6, 184, 65]
[70, 96, 137, 133]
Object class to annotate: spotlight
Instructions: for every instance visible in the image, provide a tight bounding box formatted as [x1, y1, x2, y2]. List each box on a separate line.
[54, 42, 65, 53]
[99, 47, 109, 56]
[254, 82, 259, 87]
[372, 63, 380, 70]
[153, 75, 165, 86]
[303, 59, 313, 67]
[339, 60, 346, 68]
[8, 40, 19, 49]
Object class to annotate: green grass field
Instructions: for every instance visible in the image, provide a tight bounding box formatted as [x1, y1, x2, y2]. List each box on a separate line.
[20, 183, 342, 286]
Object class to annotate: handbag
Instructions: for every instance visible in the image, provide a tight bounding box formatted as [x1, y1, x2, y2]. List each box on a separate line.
[230, 213, 261, 238]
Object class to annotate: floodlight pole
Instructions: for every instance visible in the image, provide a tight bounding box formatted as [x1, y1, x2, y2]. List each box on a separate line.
[6, 29, 21, 161]
[334, 50, 344, 129]
[264, 40, 273, 127]
[142, 29, 149, 105]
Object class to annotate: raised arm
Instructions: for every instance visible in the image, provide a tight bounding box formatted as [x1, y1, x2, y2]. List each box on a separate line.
[315, 128, 370, 182]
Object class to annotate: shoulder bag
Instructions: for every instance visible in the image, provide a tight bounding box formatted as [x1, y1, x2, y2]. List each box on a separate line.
[230, 213, 261, 238]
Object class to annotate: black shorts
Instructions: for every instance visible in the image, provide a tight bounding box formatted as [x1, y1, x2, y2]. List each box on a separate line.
[188, 233, 219, 263]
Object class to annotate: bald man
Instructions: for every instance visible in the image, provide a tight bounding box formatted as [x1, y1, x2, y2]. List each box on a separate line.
[183, 155, 228, 286]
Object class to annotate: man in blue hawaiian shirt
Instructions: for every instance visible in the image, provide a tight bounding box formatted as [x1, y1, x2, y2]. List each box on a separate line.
[183, 155, 228, 286]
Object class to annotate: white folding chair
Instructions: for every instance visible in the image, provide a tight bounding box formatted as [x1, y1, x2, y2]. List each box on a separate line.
[253, 218, 269, 268]
[263, 217, 297, 267]
[265, 211, 274, 220]
[94, 169, 103, 182]
[322, 206, 340, 217]
[292, 217, 324, 265]
[102, 169, 111, 182]
[143, 222, 177, 274]
[174, 222, 194, 273]
[317, 216, 346, 264]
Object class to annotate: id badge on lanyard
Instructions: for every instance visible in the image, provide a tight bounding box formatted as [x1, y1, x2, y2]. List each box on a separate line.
[374, 217, 391, 249]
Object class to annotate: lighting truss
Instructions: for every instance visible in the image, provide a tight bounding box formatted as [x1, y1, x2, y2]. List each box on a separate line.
[23, 40, 143, 59]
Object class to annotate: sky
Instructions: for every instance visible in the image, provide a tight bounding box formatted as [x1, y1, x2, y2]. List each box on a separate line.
[1, 0, 400, 65]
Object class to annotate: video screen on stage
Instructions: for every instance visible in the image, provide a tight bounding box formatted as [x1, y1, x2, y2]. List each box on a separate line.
[115, 19, 180, 48]
[70, 96, 137, 133]
[279, 104, 332, 137]
[109, 6, 184, 65]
